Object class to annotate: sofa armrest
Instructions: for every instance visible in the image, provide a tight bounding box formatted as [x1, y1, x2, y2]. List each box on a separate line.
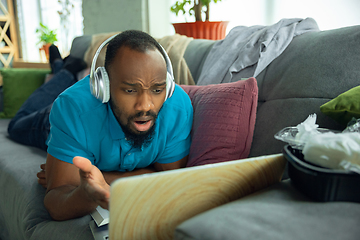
[69, 35, 92, 60]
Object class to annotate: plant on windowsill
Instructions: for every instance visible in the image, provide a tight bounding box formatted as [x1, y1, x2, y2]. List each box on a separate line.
[36, 22, 58, 61]
[170, 0, 228, 40]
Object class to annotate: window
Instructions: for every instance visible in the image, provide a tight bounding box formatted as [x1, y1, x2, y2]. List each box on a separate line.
[16, 0, 83, 62]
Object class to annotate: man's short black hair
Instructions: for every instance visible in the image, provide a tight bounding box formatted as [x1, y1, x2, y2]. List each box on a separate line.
[104, 30, 167, 73]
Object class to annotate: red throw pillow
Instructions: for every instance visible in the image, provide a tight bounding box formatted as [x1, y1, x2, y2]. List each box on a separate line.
[181, 77, 258, 167]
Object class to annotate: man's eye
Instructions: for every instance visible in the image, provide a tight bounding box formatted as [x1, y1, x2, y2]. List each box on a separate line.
[153, 87, 165, 94]
[125, 89, 136, 93]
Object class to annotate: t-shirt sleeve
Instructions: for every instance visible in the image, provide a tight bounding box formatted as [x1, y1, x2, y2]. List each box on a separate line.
[46, 95, 94, 164]
[156, 88, 193, 164]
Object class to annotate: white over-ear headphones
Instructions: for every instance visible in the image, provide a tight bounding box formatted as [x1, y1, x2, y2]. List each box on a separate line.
[90, 34, 175, 103]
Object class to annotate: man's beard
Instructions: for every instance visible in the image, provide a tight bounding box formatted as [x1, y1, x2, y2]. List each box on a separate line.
[110, 99, 159, 149]
[119, 111, 157, 149]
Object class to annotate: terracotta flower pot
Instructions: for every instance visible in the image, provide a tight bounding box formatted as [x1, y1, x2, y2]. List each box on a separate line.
[172, 21, 229, 40]
[39, 43, 52, 61]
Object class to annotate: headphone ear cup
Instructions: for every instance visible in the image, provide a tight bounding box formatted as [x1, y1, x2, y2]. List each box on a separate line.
[165, 71, 175, 100]
[102, 67, 110, 103]
[93, 67, 110, 103]
[99, 67, 110, 103]
[89, 35, 116, 103]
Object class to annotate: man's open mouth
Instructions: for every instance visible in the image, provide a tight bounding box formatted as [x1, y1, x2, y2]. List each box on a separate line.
[135, 120, 149, 125]
[133, 119, 153, 132]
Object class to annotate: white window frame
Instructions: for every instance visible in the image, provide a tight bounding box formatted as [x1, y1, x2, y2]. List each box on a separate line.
[16, 0, 83, 62]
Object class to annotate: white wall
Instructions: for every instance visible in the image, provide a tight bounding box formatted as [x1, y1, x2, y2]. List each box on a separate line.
[148, 0, 172, 38]
[268, 0, 360, 30]
[82, 0, 149, 35]
[82, 0, 171, 38]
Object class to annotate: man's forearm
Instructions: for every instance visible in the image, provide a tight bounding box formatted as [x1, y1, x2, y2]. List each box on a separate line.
[102, 167, 156, 185]
[43, 167, 155, 220]
[44, 184, 98, 221]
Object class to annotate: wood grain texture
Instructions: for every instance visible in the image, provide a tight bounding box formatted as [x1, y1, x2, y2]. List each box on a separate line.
[109, 153, 286, 240]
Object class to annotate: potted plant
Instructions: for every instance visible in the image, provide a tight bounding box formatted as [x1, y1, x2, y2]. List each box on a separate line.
[170, 0, 228, 40]
[36, 22, 58, 61]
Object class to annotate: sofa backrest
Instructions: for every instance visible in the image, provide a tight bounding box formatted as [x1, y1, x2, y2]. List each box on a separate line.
[184, 39, 215, 83]
[250, 25, 360, 158]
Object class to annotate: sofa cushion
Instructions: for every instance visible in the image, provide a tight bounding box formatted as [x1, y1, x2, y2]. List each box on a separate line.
[174, 180, 360, 240]
[181, 77, 258, 167]
[320, 85, 360, 126]
[0, 119, 93, 240]
[0, 68, 50, 118]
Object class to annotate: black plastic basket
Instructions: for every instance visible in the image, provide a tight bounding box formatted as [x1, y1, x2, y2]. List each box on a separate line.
[283, 145, 360, 202]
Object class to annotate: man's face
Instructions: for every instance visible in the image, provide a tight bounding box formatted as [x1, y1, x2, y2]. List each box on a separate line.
[108, 46, 167, 147]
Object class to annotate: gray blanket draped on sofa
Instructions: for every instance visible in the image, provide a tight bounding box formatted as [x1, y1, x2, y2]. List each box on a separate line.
[197, 18, 319, 85]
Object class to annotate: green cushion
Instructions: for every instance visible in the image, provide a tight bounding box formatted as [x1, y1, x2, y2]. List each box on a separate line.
[320, 85, 360, 126]
[0, 68, 50, 118]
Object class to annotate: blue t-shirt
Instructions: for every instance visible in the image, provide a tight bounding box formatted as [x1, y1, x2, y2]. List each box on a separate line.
[46, 75, 193, 172]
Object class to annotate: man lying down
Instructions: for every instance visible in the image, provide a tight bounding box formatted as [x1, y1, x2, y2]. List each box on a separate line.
[8, 30, 193, 220]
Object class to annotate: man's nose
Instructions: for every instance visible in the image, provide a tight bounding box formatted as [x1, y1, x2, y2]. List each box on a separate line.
[135, 91, 154, 112]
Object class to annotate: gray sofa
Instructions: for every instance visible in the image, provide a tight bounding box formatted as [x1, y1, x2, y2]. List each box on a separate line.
[1, 25, 360, 240]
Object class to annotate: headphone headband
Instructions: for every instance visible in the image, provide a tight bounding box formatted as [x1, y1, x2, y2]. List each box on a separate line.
[89, 34, 116, 85]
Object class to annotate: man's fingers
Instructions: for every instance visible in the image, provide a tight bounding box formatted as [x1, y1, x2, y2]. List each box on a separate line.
[73, 156, 93, 173]
[40, 163, 46, 170]
[73, 156, 110, 205]
[99, 200, 109, 210]
[91, 184, 111, 199]
[37, 170, 45, 179]
[38, 178, 47, 188]
[37, 170, 47, 188]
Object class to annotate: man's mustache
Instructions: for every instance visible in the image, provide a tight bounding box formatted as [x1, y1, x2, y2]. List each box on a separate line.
[129, 110, 158, 120]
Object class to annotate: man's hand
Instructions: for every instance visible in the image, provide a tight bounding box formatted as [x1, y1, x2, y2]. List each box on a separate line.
[43, 154, 110, 220]
[37, 158, 111, 209]
[73, 156, 110, 210]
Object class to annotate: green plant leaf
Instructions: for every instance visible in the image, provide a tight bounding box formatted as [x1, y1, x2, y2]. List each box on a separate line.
[35, 22, 58, 45]
[170, 0, 222, 21]
[170, 0, 192, 16]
